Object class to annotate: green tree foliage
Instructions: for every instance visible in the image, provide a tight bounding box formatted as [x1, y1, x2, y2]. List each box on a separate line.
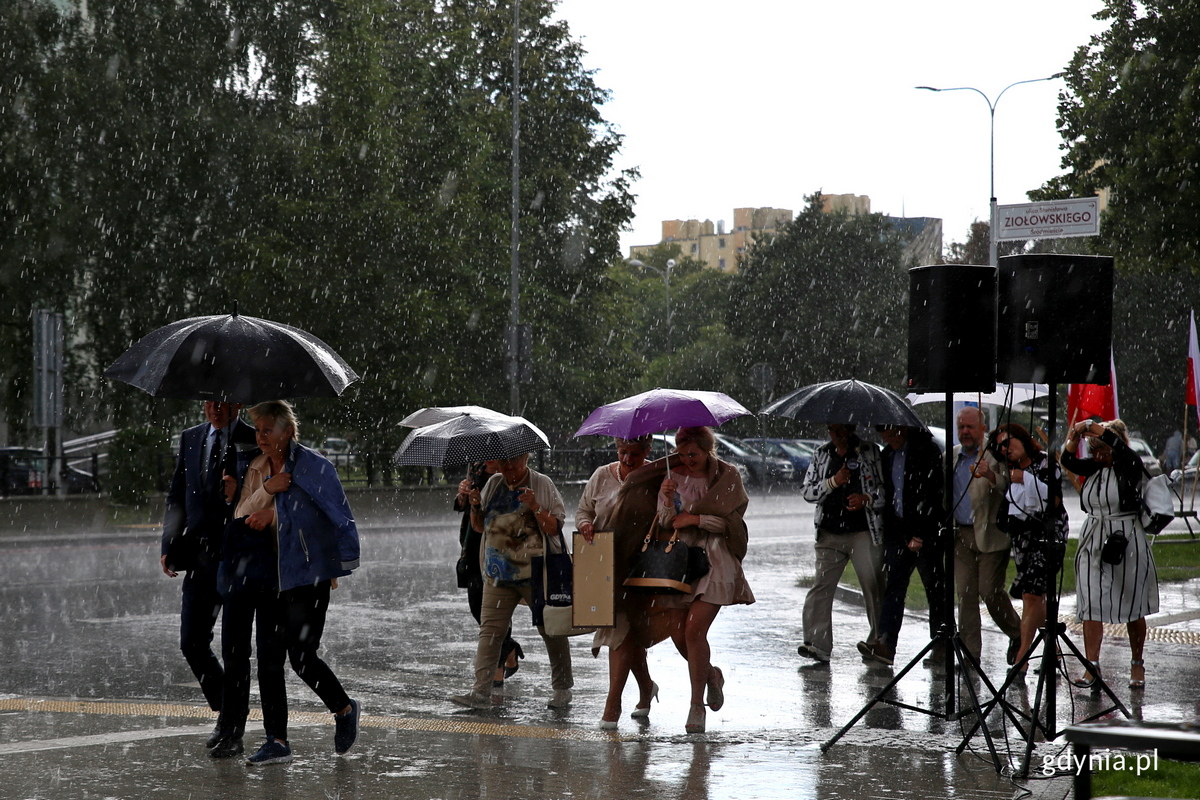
[943, 221, 1028, 265]
[593, 244, 748, 411]
[1, 0, 635, 463]
[1031, 0, 1200, 446]
[105, 425, 172, 506]
[1038, 1, 1200, 270]
[944, 221, 991, 266]
[728, 193, 910, 399]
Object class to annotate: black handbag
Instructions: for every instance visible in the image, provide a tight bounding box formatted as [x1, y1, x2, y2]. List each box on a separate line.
[163, 503, 222, 572]
[687, 540, 711, 585]
[624, 520, 707, 595]
[1101, 531, 1129, 565]
[995, 497, 1010, 534]
[216, 516, 276, 595]
[455, 553, 471, 588]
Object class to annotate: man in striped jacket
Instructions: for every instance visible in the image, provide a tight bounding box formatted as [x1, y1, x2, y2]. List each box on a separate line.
[798, 424, 885, 663]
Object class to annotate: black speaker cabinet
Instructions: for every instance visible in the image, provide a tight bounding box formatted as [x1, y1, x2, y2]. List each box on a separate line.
[907, 264, 998, 393]
[996, 253, 1114, 384]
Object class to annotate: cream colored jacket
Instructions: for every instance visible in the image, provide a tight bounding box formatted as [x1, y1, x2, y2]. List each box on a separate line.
[950, 444, 1011, 553]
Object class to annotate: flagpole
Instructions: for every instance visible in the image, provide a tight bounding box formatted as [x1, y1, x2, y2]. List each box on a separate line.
[1184, 311, 1200, 515]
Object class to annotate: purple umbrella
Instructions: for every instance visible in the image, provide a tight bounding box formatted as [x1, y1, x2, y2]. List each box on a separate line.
[574, 388, 752, 439]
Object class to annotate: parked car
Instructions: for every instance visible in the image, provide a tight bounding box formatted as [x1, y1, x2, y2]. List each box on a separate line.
[1128, 437, 1162, 477]
[651, 433, 793, 486]
[1168, 449, 1199, 492]
[0, 447, 95, 495]
[742, 438, 813, 480]
[714, 434, 794, 486]
[317, 437, 355, 464]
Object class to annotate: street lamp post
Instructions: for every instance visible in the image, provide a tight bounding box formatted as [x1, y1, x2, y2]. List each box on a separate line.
[916, 74, 1064, 266]
[628, 258, 675, 351]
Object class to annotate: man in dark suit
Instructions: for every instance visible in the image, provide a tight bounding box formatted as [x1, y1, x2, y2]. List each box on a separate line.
[161, 400, 254, 747]
[862, 425, 945, 666]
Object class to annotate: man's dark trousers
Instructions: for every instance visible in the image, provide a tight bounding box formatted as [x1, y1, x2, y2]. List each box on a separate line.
[879, 530, 948, 647]
[181, 562, 224, 711]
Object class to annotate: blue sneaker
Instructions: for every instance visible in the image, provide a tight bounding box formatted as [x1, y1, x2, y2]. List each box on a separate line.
[246, 737, 292, 765]
[334, 699, 359, 755]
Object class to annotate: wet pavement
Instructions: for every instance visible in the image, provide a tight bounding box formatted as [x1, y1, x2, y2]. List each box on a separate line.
[2, 486, 1199, 799]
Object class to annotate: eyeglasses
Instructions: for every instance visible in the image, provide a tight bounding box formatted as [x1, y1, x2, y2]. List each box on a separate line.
[995, 438, 1012, 450]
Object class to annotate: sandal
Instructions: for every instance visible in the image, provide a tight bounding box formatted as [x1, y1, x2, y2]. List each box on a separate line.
[1071, 661, 1099, 688]
[1129, 659, 1146, 690]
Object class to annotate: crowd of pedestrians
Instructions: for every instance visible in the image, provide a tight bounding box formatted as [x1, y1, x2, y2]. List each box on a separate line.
[158, 404, 1163, 752]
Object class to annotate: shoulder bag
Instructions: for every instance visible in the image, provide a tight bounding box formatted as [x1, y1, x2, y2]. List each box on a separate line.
[623, 518, 711, 595]
[532, 528, 596, 637]
[1139, 466, 1175, 536]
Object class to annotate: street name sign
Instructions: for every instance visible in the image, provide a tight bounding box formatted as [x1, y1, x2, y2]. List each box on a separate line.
[993, 197, 1100, 242]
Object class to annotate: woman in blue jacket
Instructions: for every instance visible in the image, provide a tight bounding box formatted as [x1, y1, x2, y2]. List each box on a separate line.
[230, 400, 361, 765]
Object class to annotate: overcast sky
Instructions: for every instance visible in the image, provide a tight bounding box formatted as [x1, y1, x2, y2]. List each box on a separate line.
[553, 0, 1108, 257]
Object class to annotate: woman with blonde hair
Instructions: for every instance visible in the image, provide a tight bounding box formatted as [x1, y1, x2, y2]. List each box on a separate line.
[217, 400, 361, 765]
[609, 426, 754, 733]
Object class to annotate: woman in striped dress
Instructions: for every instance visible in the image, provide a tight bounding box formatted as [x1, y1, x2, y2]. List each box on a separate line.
[1060, 419, 1159, 690]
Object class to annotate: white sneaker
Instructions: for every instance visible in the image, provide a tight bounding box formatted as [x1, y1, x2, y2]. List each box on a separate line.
[450, 691, 492, 710]
[547, 689, 573, 708]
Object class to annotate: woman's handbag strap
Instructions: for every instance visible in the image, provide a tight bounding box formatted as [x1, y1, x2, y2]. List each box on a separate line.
[641, 517, 679, 553]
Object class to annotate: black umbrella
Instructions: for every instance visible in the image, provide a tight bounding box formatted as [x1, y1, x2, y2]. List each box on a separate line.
[104, 312, 359, 403]
[761, 379, 925, 428]
[393, 413, 550, 468]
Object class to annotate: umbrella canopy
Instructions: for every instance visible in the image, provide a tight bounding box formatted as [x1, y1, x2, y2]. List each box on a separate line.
[400, 405, 516, 428]
[906, 383, 1048, 407]
[104, 313, 358, 403]
[393, 413, 550, 468]
[574, 388, 752, 439]
[761, 379, 925, 428]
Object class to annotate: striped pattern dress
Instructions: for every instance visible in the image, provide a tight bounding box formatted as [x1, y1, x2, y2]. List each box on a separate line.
[1074, 466, 1159, 623]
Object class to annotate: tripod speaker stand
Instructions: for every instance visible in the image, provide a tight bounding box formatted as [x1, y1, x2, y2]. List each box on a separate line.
[955, 251, 1123, 777]
[822, 265, 1007, 768]
[955, 253, 1129, 774]
[955, 382, 1129, 774]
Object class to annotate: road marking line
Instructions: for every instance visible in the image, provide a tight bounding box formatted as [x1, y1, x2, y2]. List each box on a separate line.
[0, 698, 625, 747]
[0, 725, 213, 754]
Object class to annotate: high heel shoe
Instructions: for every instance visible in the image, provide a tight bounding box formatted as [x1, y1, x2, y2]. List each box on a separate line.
[630, 681, 659, 719]
[503, 641, 525, 679]
[685, 704, 706, 734]
[1129, 659, 1146, 690]
[706, 666, 725, 712]
[1071, 661, 1101, 692]
[597, 718, 619, 731]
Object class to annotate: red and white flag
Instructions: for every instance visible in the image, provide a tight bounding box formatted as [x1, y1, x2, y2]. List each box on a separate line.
[1068, 349, 1120, 424]
[1188, 309, 1200, 427]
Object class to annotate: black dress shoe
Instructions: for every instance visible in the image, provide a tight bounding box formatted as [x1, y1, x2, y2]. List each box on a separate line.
[206, 723, 223, 749]
[209, 735, 245, 759]
[1006, 637, 1021, 666]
